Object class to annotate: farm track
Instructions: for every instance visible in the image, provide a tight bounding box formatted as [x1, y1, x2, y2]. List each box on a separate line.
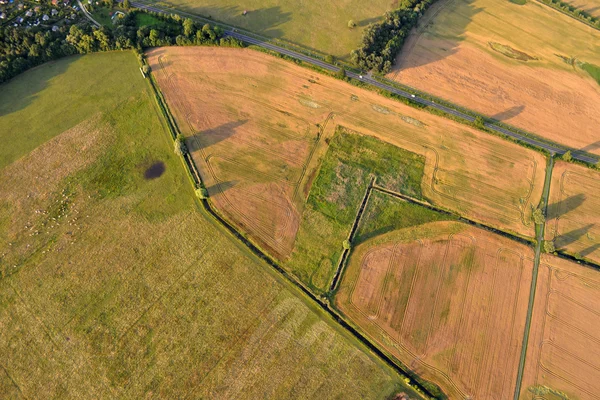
[119, 0, 600, 164]
[143, 64, 439, 399]
[513, 157, 554, 400]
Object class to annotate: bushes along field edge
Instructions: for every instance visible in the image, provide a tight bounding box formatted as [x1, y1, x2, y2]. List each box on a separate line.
[0, 9, 244, 85]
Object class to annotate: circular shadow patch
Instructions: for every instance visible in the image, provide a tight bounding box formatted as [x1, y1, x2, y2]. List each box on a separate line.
[144, 161, 166, 180]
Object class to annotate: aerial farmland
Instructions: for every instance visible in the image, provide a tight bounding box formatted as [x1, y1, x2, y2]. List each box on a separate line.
[2, 0, 600, 398]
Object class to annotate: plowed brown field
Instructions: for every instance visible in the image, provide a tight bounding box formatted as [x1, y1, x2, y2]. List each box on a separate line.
[520, 255, 600, 400]
[336, 221, 535, 399]
[545, 161, 600, 264]
[390, 0, 600, 152]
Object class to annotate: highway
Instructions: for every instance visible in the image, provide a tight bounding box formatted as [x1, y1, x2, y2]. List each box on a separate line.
[129, 0, 598, 164]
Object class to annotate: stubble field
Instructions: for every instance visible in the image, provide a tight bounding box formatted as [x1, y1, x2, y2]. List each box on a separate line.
[336, 221, 535, 399]
[391, 0, 600, 152]
[545, 161, 600, 263]
[148, 47, 545, 290]
[0, 52, 419, 399]
[520, 255, 600, 400]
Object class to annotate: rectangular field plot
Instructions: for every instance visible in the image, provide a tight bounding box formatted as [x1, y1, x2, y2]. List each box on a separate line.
[520, 256, 600, 400]
[337, 221, 535, 399]
[545, 161, 600, 264]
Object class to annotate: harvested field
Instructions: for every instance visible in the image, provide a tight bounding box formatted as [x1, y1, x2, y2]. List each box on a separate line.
[391, 0, 600, 152]
[0, 53, 419, 399]
[545, 161, 600, 264]
[337, 221, 536, 399]
[147, 47, 545, 277]
[519, 255, 600, 399]
[563, 0, 600, 17]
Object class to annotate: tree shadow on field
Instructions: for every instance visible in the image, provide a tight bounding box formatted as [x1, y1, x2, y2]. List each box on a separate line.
[555, 223, 595, 248]
[187, 120, 248, 153]
[0, 55, 77, 118]
[580, 243, 600, 257]
[392, 0, 484, 73]
[206, 180, 237, 195]
[579, 140, 600, 153]
[546, 193, 586, 220]
[490, 105, 525, 122]
[358, 16, 384, 27]
[196, 4, 292, 39]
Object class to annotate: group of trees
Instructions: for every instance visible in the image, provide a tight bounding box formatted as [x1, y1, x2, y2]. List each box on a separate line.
[539, 0, 600, 30]
[350, 0, 437, 73]
[0, 10, 243, 84]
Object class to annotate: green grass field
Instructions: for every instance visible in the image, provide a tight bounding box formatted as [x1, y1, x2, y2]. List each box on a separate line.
[0, 53, 420, 399]
[0, 52, 144, 170]
[286, 128, 425, 293]
[141, 0, 393, 57]
[354, 191, 453, 244]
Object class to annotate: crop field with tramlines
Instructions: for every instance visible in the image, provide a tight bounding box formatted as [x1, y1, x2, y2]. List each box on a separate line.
[336, 220, 535, 399]
[545, 161, 600, 264]
[391, 0, 600, 152]
[147, 46, 545, 292]
[520, 255, 600, 400]
[0, 51, 421, 399]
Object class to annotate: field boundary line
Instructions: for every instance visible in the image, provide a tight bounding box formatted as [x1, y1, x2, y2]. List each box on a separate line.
[512, 157, 554, 400]
[143, 61, 438, 400]
[328, 177, 376, 293]
[371, 185, 534, 246]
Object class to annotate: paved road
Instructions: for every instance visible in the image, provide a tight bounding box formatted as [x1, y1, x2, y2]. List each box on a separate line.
[77, 0, 101, 27]
[129, 0, 598, 164]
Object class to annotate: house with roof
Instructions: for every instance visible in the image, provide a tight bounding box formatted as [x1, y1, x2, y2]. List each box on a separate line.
[42, 13, 48, 20]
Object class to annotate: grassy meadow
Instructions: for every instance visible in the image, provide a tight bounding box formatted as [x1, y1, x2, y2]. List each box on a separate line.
[286, 128, 425, 293]
[140, 0, 393, 57]
[0, 53, 420, 399]
[354, 191, 454, 244]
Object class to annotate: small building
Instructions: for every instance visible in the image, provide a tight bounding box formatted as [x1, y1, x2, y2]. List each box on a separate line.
[25, 9, 32, 16]
[52, 25, 58, 31]
[42, 13, 48, 20]
[0, 12, 6, 19]
[51, 8, 58, 15]
[51, 0, 58, 4]
[16, 16, 23, 22]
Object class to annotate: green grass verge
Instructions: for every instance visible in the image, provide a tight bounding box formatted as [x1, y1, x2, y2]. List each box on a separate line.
[286, 127, 425, 294]
[0, 52, 421, 399]
[355, 190, 455, 244]
[0, 52, 144, 170]
[581, 61, 600, 85]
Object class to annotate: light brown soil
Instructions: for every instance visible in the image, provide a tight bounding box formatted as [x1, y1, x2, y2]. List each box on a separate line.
[337, 221, 535, 399]
[520, 255, 600, 399]
[147, 47, 546, 257]
[390, 0, 600, 153]
[545, 161, 600, 264]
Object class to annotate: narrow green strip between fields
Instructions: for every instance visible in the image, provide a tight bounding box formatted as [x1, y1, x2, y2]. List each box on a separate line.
[512, 156, 554, 400]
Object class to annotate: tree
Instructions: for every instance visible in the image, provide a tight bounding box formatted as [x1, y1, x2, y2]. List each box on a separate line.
[183, 18, 195, 37]
[142, 64, 150, 74]
[195, 187, 208, 199]
[336, 67, 346, 80]
[348, 20, 356, 29]
[532, 207, 545, 224]
[474, 116, 486, 129]
[325, 54, 334, 64]
[174, 135, 187, 156]
[543, 240, 556, 253]
[562, 150, 572, 162]
[123, 0, 130, 9]
[342, 239, 351, 250]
